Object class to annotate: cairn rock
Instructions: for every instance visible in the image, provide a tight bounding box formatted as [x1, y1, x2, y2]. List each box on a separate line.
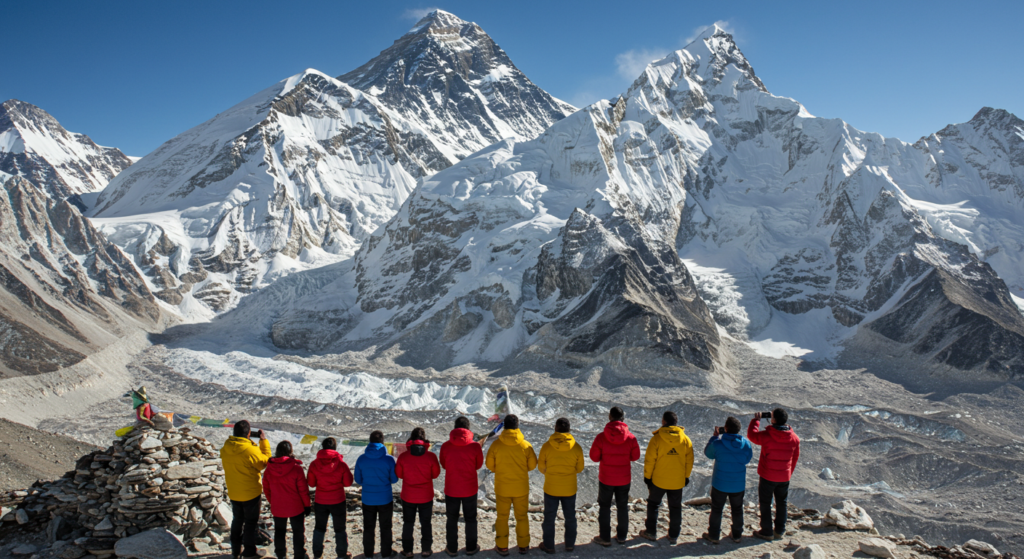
[963, 540, 999, 558]
[15, 508, 29, 524]
[47, 515, 73, 542]
[859, 537, 898, 558]
[114, 528, 188, 559]
[11, 543, 39, 556]
[139, 438, 162, 451]
[822, 500, 873, 531]
[793, 544, 827, 559]
[164, 463, 204, 481]
[214, 502, 233, 527]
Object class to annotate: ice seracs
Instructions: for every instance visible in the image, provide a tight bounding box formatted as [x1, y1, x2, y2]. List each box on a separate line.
[0, 99, 133, 199]
[90, 10, 574, 319]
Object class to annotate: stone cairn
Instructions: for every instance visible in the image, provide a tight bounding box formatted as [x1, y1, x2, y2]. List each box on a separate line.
[0, 424, 232, 558]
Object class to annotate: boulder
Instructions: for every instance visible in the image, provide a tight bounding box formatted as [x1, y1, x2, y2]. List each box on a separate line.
[684, 496, 712, 506]
[214, 502, 233, 527]
[819, 468, 836, 480]
[859, 537, 898, 558]
[823, 500, 873, 531]
[793, 544, 827, 559]
[964, 540, 999, 558]
[164, 463, 204, 481]
[114, 529, 188, 559]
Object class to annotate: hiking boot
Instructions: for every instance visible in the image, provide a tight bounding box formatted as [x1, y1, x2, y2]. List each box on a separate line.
[637, 530, 657, 541]
[538, 543, 554, 555]
[518, 547, 529, 555]
[592, 536, 612, 547]
[444, 549, 458, 557]
[754, 530, 774, 541]
[496, 548, 510, 557]
[564, 545, 574, 552]
[702, 532, 720, 545]
[774, 531, 785, 541]
[668, 536, 679, 545]
[731, 535, 743, 543]
[422, 552, 433, 558]
[401, 552, 415, 558]
[465, 546, 480, 556]
[614, 536, 628, 545]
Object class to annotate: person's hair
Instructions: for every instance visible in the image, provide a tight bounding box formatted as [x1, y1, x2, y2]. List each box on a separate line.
[609, 406, 625, 422]
[503, 414, 519, 430]
[275, 441, 293, 458]
[369, 430, 384, 444]
[725, 416, 741, 434]
[322, 437, 337, 450]
[409, 427, 427, 443]
[773, 408, 788, 426]
[555, 417, 570, 433]
[233, 420, 251, 438]
[454, 416, 471, 430]
[662, 411, 678, 426]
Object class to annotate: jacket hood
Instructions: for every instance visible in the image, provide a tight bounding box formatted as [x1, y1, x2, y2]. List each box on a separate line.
[269, 456, 303, 466]
[719, 433, 747, 450]
[314, 448, 343, 467]
[364, 442, 388, 458]
[222, 436, 257, 454]
[603, 421, 632, 445]
[408, 440, 429, 457]
[657, 425, 686, 446]
[449, 428, 475, 446]
[499, 428, 525, 446]
[547, 432, 576, 451]
[767, 425, 797, 443]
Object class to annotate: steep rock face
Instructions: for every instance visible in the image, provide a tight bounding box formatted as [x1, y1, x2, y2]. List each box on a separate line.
[0, 174, 160, 377]
[91, 11, 573, 320]
[340, 9, 575, 162]
[0, 100, 133, 199]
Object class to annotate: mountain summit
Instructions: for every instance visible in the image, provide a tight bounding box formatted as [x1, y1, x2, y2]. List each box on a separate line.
[339, 9, 575, 161]
[0, 99, 132, 199]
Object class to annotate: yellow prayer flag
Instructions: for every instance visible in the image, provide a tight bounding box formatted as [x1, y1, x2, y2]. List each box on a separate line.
[189, 416, 201, 423]
[300, 434, 318, 445]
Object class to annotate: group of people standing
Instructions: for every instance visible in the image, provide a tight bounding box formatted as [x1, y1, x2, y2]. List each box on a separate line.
[218, 407, 800, 559]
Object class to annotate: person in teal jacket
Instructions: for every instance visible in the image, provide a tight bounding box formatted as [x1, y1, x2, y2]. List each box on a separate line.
[702, 416, 753, 544]
[354, 431, 398, 558]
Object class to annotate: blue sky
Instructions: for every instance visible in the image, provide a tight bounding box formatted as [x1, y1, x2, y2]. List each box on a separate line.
[4, 0, 1020, 156]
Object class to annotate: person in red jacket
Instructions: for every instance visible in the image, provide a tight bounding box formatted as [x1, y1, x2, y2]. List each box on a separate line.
[307, 437, 354, 559]
[396, 427, 441, 558]
[748, 408, 800, 541]
[263, 441, 311, 559]
[589, 406, 640, 546]
[439, 416, 483, 557]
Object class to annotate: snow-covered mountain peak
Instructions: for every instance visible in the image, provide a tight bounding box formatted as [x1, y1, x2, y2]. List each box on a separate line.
[339, 10, 575, 161]
[0, 99, 132, 198]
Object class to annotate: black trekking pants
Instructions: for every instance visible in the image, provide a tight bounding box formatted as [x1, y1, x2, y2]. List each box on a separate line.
[597, 482, 630, 541]
[708, 487, 744, 540]
[758, 477, 789, 535]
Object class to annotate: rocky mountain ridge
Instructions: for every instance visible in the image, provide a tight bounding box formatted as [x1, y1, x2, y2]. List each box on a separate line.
[0, 100, 133, 200]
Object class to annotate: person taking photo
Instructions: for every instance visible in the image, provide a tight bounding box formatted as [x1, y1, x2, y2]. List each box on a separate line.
[701, 417, 753, 544]
[748, 408, 800, 541]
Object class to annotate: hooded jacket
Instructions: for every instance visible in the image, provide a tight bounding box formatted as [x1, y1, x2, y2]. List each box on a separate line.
[439, 428, 484, 498]
[307, 449, 354, 505]
[704, 433, 753, 494]
[747, 418, 800, 482]
[643, 426, 694, 491]
[263, 456, 311, 517]
[221, 436, 272, 502]
[538, 432, 585, 497]
[396, 440, 441, 504]
[485, 428, 537, 498]
[354, 442, 398, 506]
[589, 421, 641, 486]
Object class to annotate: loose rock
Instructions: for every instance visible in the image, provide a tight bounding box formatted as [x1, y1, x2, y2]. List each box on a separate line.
[859, 537, 898, 558]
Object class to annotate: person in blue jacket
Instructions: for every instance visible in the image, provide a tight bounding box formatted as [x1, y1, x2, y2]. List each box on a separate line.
[702, 416, 753, 544]
[354, 431, 398, 558]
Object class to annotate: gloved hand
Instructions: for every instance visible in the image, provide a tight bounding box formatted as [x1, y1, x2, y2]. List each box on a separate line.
[644, 477, 652, 490]
[304, 506, 312, 517]
[684, 477, 690, 487]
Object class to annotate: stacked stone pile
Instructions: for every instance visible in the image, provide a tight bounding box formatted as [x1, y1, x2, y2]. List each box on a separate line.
[0, 424, 232, 557]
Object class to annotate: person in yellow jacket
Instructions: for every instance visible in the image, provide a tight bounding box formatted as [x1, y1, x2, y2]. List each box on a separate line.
[221, 420, 272, 559]
[638, 411, 693, 545]
[485, 414, 537, 556]
[537, 417, 585, 554]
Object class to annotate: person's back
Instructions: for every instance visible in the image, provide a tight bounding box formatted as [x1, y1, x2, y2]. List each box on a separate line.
[307, 439, 353, 559]
[264, 441, 312, 559]
[702, 417, 753, 544]
[639, 411, 693, 544]
[395, 428, 440, 556]
[485, 415, 537, 554]
[220, 420, 271, 559]
[538, 418, 585, 553]
[748, 409, 800, 540]
[589, 407, 640, 546]
[439, 417, 483, 556]
[354, 432, 397, 558]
